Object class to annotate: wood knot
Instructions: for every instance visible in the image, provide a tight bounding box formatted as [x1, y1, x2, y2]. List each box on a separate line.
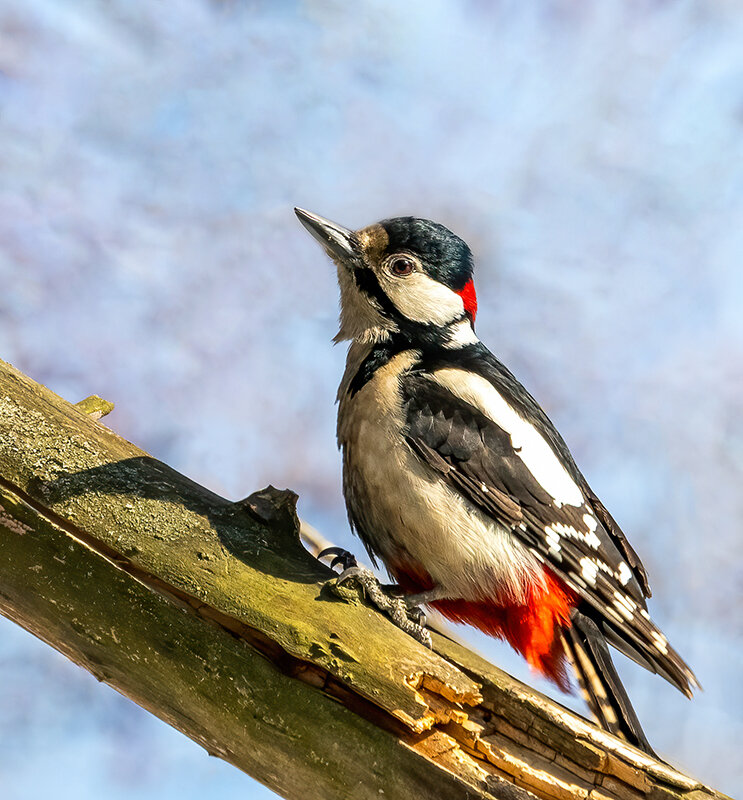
[234, 486, 300, 534]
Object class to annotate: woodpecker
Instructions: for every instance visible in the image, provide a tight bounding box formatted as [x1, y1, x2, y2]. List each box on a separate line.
[295, 207, 698, 755]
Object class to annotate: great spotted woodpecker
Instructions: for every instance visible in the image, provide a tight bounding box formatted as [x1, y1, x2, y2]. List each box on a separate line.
[295, 207, 698, 755]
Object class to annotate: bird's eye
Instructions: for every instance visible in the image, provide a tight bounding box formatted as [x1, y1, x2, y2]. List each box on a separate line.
[390, 257, 414, 276]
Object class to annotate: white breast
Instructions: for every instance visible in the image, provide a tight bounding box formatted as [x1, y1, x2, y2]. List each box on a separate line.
[337, 349, 544, 603]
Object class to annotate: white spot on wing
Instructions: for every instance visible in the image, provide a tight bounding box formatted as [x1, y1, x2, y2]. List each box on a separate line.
[547, 522, 578, 540]
[585, 530, 601, 548]
[613, 590, 637, 620]
[603, 605, 624, 625]
[581, 513, 602, 548]
[580, 557, 599, 585]
[617, 561, 632, 585]
[546, 520, 601, 550]
[596, 559, 613, 575]
[544, 526, 562, 558]
[651, 631, 669, 654]
[432, 369, 585, 508]
[569, 572, 587, 589]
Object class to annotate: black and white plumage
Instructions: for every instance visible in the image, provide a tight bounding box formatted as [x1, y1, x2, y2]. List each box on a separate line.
[295, 207, 699, 755]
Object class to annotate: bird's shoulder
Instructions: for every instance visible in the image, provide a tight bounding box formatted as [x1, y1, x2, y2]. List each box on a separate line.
[399, 342, 651, 599]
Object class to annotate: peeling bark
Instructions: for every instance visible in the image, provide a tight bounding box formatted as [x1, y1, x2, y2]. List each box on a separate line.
[0, 359, 730, 800]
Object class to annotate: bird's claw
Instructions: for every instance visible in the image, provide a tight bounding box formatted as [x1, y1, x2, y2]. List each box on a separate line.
[407, 606, 427, 628]
[318, 546, 358, 572]
[318, 549, 431, 647]
[335, 564, 365, 584]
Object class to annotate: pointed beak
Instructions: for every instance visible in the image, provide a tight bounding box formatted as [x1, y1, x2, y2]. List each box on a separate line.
[294, 207, 357, 262]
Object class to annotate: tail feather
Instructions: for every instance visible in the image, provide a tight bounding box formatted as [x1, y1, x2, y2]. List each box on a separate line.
[563, 610, 655, 756]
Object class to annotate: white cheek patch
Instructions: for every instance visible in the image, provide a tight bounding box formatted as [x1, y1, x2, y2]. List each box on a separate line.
[432, 369, 585, 508]
[381, 271, 465, 325]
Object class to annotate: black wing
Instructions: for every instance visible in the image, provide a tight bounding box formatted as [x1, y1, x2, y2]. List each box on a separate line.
[416, 342, 652, 596]
[400, 358, 698, 697]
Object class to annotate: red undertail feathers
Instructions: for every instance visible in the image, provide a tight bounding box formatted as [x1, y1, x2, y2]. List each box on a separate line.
[391, 561, 578, 691]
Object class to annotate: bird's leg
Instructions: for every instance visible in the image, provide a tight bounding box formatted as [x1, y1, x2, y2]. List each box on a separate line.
[405, 585, 450, 607]
[402, 585, 450, 625]
[317, 547, 433, 647]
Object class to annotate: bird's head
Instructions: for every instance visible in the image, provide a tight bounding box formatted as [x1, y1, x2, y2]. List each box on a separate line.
[295, 208, 478, 347]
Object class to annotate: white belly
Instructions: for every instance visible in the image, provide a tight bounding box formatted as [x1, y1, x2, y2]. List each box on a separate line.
[338, 349, 544, 603]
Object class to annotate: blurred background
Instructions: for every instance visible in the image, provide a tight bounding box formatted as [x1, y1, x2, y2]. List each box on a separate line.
[1, 1, 742, 797]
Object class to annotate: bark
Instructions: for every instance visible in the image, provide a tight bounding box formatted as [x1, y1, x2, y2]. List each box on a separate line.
[0, 358, 729, 800]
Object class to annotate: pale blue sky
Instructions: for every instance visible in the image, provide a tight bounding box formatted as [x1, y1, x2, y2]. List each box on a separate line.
[1, 1, 742, 797]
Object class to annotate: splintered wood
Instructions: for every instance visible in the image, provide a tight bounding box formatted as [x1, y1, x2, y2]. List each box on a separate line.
[402, 641, 720, 800]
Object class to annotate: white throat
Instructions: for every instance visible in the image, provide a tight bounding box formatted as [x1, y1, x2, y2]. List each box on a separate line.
[333, 264, 398, 344]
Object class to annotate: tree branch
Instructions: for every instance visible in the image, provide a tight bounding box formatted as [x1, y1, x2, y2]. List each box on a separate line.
[0, 359, 728, 800]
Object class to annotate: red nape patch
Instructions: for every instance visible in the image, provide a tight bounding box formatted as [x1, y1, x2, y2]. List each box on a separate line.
[391, 561, 578, 691]
[456, 279, 478, 322]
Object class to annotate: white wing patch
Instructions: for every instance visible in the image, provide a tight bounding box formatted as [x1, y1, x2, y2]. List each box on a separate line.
[432, 369, 585, 508]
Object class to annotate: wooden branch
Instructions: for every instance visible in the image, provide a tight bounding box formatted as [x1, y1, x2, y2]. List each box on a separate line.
[0, 358, 728, 800]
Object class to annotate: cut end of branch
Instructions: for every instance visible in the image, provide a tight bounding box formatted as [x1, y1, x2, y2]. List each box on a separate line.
[75, 395, 115, 420]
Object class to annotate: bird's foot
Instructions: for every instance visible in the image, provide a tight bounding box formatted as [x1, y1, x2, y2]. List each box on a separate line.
[318, 547, 432, 648]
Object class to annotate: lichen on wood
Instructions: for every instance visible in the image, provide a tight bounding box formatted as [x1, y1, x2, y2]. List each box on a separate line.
[0, 359, 730, 800]
[74, 394, 115, 420]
